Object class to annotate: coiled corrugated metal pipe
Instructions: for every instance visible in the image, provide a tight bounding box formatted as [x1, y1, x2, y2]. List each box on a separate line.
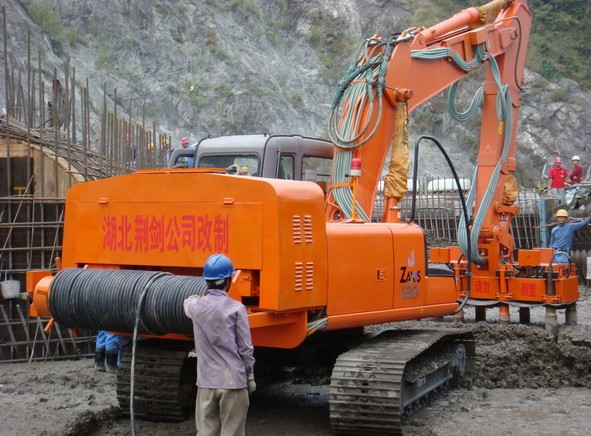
[48, 268, 209, 335]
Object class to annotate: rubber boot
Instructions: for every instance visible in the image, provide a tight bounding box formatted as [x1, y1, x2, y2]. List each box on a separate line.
[94, 350, 106, 372]
[105, 351, 119, 373]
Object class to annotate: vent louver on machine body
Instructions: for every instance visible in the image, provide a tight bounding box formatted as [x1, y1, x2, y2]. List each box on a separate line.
[292, 215, 315, 292]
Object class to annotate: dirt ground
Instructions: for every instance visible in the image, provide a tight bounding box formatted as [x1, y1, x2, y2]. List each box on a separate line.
[2, 289, 591, 436]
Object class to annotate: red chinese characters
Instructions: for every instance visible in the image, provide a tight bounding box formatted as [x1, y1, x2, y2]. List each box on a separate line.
[103, 213, 229, 254]
[521, 282, 536, 297]
[474, 280, 490, 294]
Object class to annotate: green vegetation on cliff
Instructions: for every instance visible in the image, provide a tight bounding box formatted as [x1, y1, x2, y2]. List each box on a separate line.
[528, 0, 591, 88]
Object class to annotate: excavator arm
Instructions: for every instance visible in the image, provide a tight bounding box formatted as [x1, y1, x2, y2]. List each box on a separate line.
[326, 0, 531, 268]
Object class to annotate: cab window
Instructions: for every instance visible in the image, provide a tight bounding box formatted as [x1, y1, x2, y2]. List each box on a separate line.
[302, 156, 332, 182]
[278, 155, 294, 180]
[170, 151, 196, 168]
[199, 154, 260, 176]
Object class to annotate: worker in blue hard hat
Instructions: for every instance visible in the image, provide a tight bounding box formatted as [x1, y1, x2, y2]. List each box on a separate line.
[183, 254, 255, 436]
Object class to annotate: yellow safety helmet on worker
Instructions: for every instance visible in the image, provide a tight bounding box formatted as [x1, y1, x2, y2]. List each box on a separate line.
[556, 209, 569, 218]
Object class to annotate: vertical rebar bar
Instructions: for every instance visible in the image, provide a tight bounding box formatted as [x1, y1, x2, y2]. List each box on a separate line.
[38, 51, 45, 197]
[52, 67, 59, 198]
[71, 67, 76, 145]
[64, 58, 72, 188]
[113, 87, 118, 176]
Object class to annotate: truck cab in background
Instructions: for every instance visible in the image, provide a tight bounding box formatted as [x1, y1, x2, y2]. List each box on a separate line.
[168, 134, 333, 186]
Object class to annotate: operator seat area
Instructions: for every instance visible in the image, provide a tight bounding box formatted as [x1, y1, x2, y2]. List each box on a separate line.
[427, 263, 454, 277]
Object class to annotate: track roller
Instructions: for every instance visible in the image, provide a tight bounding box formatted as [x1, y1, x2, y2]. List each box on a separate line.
[117, 340, 196, 421]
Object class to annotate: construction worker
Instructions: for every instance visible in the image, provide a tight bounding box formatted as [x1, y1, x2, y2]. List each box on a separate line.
[95, 330, 119, 373]
[567, 155, 584, 186]
[546, 157, 568, 205]
[162, 138, 173, 166]
[550, 209, 591, 263]
[183, 254, 255, 436]
[179, 136, 195, 167]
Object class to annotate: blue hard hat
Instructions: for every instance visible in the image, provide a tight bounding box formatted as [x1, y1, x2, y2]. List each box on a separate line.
[203, 254, 236, 280]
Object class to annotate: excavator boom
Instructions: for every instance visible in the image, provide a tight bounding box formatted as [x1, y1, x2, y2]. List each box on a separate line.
[326, 0, 530, 237]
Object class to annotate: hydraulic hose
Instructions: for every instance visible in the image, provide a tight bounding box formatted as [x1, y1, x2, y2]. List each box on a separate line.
[410, 135, 472, 313]
[327, 34, 400, 220]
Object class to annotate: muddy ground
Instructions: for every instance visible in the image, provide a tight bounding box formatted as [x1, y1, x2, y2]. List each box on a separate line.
[2, 291, 591, 436]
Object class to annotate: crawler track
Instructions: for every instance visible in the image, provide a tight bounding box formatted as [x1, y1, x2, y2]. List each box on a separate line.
[117, 340, 196, 421]
[329, 330, 474, 435]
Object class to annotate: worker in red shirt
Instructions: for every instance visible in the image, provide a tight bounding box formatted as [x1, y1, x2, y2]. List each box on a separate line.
[566, 155, 584, 186]
[546, 156, 568, 205]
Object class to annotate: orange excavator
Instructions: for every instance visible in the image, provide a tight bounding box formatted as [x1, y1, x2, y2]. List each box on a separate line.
[28, 0, 575, 433]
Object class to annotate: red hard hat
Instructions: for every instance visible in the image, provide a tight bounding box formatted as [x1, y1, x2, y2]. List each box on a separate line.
[554, 157, 561, 163]
[181, 137, 189, 145]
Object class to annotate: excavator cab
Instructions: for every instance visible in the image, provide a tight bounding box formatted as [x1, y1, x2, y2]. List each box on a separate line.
[167, 134, 333, 184]
[169, 149, 196, 168]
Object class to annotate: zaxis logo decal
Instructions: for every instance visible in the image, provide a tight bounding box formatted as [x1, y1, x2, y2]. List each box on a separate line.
[400, 265, 421, 300]
[399, 266, 421, 283]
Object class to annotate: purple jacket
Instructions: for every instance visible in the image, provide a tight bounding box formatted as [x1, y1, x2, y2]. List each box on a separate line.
[184, 290, 255, 389]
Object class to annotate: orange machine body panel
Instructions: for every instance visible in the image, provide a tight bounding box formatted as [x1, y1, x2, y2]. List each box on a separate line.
[61, 170, 329, 315]
[324, 222, 458, 330]
[430, 246, 463, 264]
[508, 276, 579, 304]
[517, 248, 553, 266]
[468, 277, 500, 300]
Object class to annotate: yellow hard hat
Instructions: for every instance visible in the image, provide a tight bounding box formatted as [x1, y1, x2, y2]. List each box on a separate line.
[556, 209, 568, 218]
[239, 166, 249, 175]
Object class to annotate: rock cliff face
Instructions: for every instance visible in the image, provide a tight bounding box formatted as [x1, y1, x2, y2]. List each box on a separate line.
[2, 0, 590, 182]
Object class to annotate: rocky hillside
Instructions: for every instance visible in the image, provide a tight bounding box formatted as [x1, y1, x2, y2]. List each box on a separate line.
[2, 0, 590, 184]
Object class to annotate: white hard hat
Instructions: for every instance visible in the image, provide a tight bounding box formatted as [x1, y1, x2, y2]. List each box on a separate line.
[572, 155, 580, 161]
